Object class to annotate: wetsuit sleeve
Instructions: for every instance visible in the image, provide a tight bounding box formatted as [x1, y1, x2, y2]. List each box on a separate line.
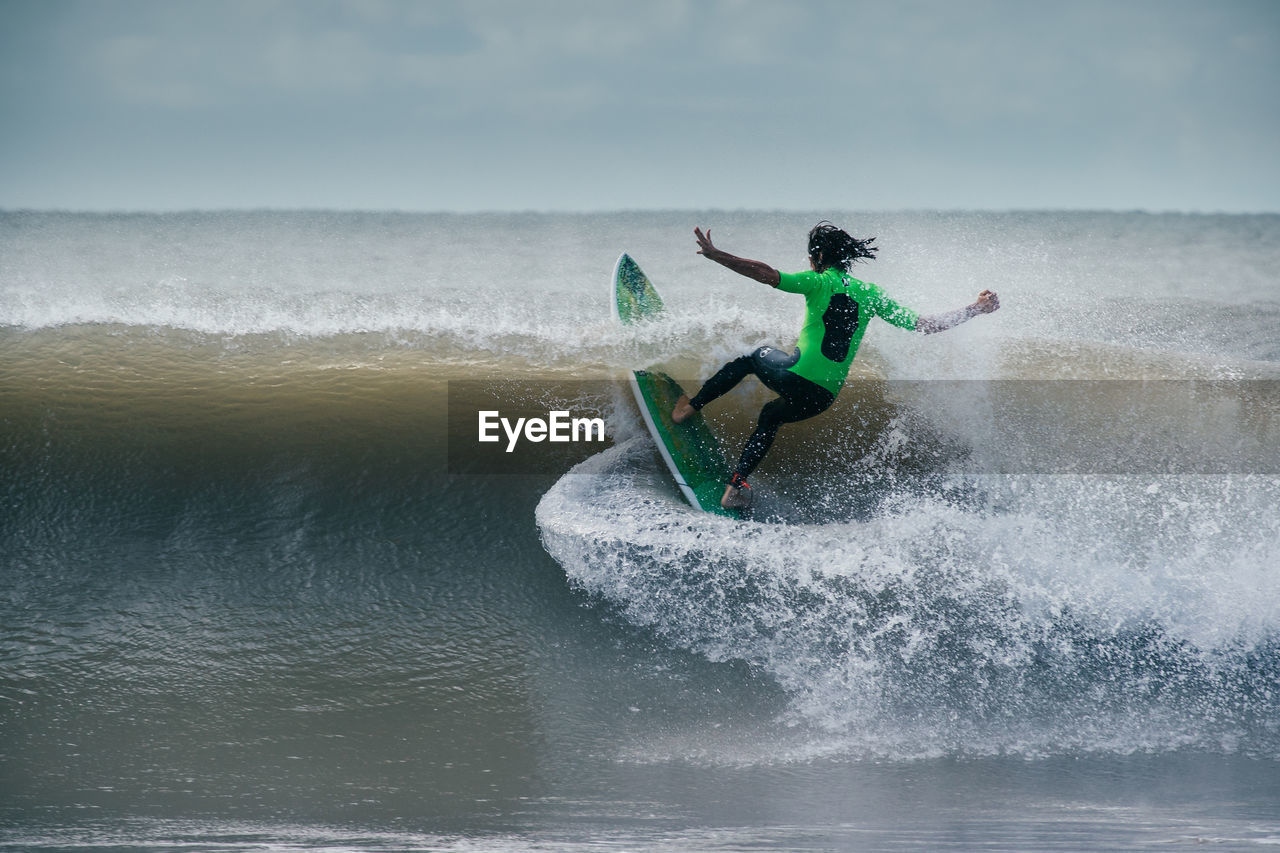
[777, 270, 820, 294]
[864, 282, 919, 330]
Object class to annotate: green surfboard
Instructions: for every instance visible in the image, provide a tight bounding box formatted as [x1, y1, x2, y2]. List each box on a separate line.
[612, 253, 739, 518]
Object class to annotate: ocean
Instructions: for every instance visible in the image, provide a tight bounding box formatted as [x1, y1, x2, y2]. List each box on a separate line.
[2, 209, 1279, 850]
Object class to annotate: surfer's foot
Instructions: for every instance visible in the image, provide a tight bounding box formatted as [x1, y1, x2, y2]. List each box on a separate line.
[671, 394, 696, 424]
[721, 473, 753, 509]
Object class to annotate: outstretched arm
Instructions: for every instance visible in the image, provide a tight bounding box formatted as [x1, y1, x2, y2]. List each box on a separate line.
[694, 227, 781, 287]
[915, 290, 1000, 334]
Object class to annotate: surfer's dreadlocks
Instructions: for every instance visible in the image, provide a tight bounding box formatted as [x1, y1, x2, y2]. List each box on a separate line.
[808, 221, 877, 272]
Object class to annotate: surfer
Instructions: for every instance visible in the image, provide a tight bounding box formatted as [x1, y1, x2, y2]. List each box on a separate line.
[673, 222, 1000, 509]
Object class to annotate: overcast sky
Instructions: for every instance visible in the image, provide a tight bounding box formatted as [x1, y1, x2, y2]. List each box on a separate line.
[2, 0, 1277, 212]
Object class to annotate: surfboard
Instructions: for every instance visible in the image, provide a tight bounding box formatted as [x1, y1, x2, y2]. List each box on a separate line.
[612, 253, 739, 518]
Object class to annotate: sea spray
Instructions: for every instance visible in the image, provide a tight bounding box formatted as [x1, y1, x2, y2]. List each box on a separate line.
[536, 439, 1280, 761]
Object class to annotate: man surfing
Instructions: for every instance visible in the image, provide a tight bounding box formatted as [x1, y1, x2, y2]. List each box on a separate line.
[673, 222, 1000, 510]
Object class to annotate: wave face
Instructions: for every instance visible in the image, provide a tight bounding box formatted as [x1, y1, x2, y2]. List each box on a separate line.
[5, 210, 1280, 774]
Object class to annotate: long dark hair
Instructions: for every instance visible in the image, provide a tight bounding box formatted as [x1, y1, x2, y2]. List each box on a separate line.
[808, 221, 877, 272]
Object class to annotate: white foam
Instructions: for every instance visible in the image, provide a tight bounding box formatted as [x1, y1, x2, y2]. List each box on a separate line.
[536, 439, 1280, 762]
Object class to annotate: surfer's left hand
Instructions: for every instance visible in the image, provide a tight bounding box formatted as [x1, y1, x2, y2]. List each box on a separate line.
[694, 226, 719, 259]
[975, 290, 1000, 314]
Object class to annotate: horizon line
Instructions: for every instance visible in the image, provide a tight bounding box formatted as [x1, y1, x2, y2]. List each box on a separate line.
[3, 205, 1278, 217]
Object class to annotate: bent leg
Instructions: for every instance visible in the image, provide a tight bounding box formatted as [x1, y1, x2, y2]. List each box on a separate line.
[732, 378, 835, 480]
[734, 398, 798, 480]
[689, 354, 754, 410]
[679, 346, 835, 487]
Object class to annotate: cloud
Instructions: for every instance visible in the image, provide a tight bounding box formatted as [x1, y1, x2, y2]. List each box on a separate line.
[96, 34, 210, 108]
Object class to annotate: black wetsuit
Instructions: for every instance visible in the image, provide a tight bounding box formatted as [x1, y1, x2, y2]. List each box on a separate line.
[689, 346, 835, 480]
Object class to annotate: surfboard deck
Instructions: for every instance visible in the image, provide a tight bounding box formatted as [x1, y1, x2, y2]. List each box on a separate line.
[612, 253, 739, 518]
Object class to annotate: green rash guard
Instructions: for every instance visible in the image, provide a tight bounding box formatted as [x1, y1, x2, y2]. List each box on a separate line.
[776, 268, 919, 395]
